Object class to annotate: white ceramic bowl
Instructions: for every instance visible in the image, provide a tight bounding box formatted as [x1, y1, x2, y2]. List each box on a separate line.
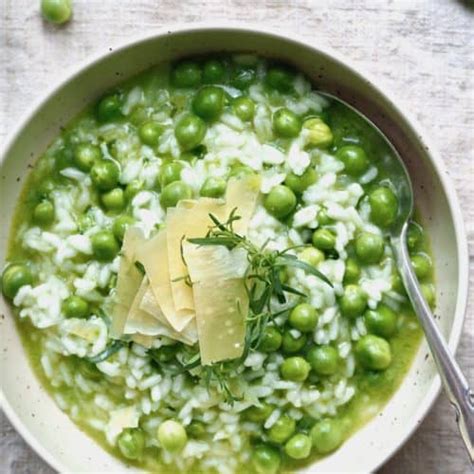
[0, 25, 469, 473]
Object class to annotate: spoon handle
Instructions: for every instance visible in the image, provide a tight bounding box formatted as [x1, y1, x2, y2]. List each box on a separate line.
[392, 223, 474, 463]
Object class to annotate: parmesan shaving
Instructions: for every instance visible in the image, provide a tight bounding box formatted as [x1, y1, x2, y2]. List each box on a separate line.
[111, 227, 145, 338]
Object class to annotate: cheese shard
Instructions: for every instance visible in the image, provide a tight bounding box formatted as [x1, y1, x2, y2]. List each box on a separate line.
[166, 198, 227, 314]
[106, 406, 139, 444]
[135, 230, 194, 332]
[184, 243, 249, 365]
[139, 285, 198, 345]
[123, 276, 164, 336]
[192, 278, 249, 365]
[140, 285, 171, 327]
[183, 245, 248, 283]
[131, 334, 154, 348]
[225, 175, 261, 234]
[111, 227, 145, 338]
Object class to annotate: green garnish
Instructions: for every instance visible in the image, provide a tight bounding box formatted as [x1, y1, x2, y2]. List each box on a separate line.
[175, 209, 333, 403]
[86, 339, 126, 364]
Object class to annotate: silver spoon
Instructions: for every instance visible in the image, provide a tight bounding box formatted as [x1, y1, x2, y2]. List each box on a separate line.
[322, 93, 474, 462]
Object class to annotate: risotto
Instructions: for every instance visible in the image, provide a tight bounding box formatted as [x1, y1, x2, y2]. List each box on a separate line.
[2, 54, 435, 473]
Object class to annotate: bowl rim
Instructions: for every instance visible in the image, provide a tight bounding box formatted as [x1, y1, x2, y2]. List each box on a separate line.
[0, 22, 469, 474]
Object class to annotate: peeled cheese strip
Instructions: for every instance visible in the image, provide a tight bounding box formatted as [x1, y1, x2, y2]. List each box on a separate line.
[192, 278, 248, 365]
[225, 175, 261, 235]
[111, 226, 145, 338]
[183, 244, 248, 283]
[183, 243, 249, 364]
[166, 198, 227, 314]
[140, 286, 198, 345]
[130, 334, 154, 348]
[123, 276, 166, 336]
[124, 277, 196, 345]
[135, 230, 194, 332]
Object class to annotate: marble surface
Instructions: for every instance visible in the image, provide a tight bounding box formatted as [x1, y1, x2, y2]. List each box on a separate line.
[0, 0, 472, 472]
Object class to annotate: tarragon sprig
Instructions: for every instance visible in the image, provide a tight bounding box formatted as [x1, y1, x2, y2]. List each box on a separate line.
[184, 209, 333, 401]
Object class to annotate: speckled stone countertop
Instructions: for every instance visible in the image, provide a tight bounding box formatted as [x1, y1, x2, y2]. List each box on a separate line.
[1, 1, 473, 473]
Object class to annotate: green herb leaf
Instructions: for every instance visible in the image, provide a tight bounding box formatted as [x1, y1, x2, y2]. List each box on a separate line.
[275, 254, 333, 287]
[86, 340, 126, 363]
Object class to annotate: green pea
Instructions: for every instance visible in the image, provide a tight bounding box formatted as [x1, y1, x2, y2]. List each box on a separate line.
[1, 264, 33, 299]
[232, 96, 255, 122]
[229, 164, 255, 178]
[311, 418, 343, 454]
[369, 186, 398, 227]
[336, 145, 369, 176]
[303, 118, 333, 148]
[267, 415, 296, 444]
[74, 143, 101, 172]
[284, 433, 312, 460]
[243, 403, 274, 423]
[91, 231, 120, 262]
[117, 428, 145, 461]
[171, 61, 202, 88]
[112, 215, 135, 242]
[365, 305, 397, 338]
[138, 120, 163, 147]
[282, 330, 307, 354]
[285, 168, 317, 194]
[187, 420, 206, 438]
[124, 180, 143, 202]
[272, 108, 302, 138]
[264, 185, 297, 219]
[421, 283, 436, 309]
[391, 271, 406, 295]
[355, 232, 384, 264]
[252, 445, 281, 474]
[175, 114, 207, 151]
[63, 295, 89, 319]
[40, 0, 72, 24]
[231, 66, 256, 90]
[343, 258, 361, 284]
[307, 345, 339, 376]
[317, 207, 334, 226]
[33, 200, 55, 227]
[200, 177, 226, 198]
[192, 86, 225, 121]
[298, 247, 325, 267]
[160, 162, 183, 187]
[90, 160, 120, 191]
[339, 285, 368, 319]
[160, 181, 193, 208]
[312, 228, 336, 251]
[256, 326, 282, 353]
[129, 106, 148, 126]
[179, 152, 196, 163]
[411, 254, 432, 280]
[157, 420, 187, 452]
[37, 178, 56, 198]
[202, 59, 226, 83]
[355, 334, 392, 370]
[101, 187, 125, 212]
[289, 303, 318, 332]
[280, 356, 311, 382]
[96, 94, 122, 122]
[407, 222, 424, 251]
[77, 213, 94, 233]
[54, 145, 74, 172]
[265, 67, 294, 93]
